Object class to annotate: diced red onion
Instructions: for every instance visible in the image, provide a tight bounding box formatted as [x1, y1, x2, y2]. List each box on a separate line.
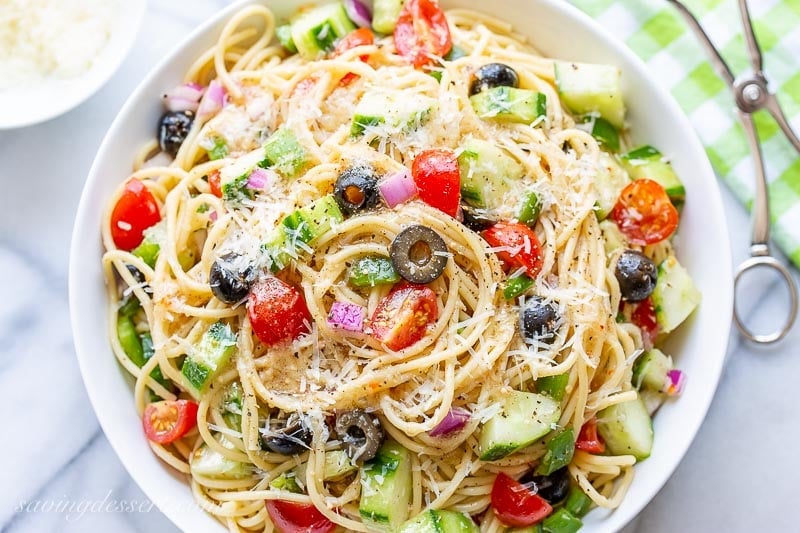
[344, 0, 373, 28]
[664, 369, 686, 396]
[210, 211, 218, 222]
[328, 302, 365, 332]
[164, 83, 205, 112]
[197, 80, 227, 120]
[246, 168, 273, 190]
[379, 168, 417, 208]
[429, 407, 471, 437]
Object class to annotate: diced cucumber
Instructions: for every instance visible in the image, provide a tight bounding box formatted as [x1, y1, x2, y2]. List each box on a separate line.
[190, 438, 250, 479]
[479, 391, 561, 461]
[140, 333, 171, 390]
[639, 389, 667, 416]
[349, 256, 401, 287]
[458, 138, 524, 209]
[132, 221, 166, 267]
[621, 145, 685, 204]
[652, 255, 701, 334]
[470, 87, 547, 124]
[582, 115, 620, 152]
[555, 61, 625, 128]
[290, 2, 355, 59]
[282, 194, 344, 246]
[296, 449, 358, 483]
[359, 440, 413, 530]
[207, 136, 229, 161]
[594, 152, 629, 220]
[263, 127, 310, 179]
[372, 0, 405, 34]
[220, 149, 269, 202]
[564, 485, 592, 518]
[181, 322, 237, 397]
[536, 428, 575, 475]
[535, 373, 569, 402]
[597, 398, 653, 461]
[270, 471, 303, 493]
[542, 508, 583, 533]
[599, 219, 626, 257]
[351, 88, 436, 136]
[518, 190, 542, 227]
[398, 509, 479, 533]
[632, 348, 672, 391]
[503, 274, 535, 300]
[276, 24, 297, 53]
[222, 381, 243, 430]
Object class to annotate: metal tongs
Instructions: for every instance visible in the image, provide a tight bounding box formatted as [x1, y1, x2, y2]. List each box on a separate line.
[667, 0, 800, 343]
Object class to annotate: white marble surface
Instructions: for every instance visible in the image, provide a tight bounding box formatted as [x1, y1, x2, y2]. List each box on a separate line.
[1, 1, 799, 532]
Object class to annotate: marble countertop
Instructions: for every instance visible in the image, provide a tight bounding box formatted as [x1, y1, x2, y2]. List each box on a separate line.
[1, 1, 799, 531]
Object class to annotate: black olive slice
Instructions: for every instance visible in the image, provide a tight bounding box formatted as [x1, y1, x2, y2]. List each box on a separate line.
[520, 467, 570, 505]
[469, 63, 520, 95]
[615, 250, 657, 302]
[333, 166, 380, 216]
[390, 225, 449, 284]
[520, 296, 561, 344]
[334, 410, 384, 463]
[209, 252, 255, 304]
[158, 110, 194, 156]
[461, 205, 496, 232]
[261, 413, 313, 455]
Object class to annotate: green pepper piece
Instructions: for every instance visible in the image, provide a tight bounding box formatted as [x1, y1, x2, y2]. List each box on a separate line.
[349, 256, 401, 287]
[117, 316, 144, 365]
[118, 293, 141, 317]
[208, 137, 229, 160]
[536, 428, 575, 475]
[583, 116, 620, 152]
[542, 508, 582, 533]
[536, 373, 569, 402]
[503, 274, 534, 300]
[564, 485, 593, 518]
[132, 241, 160, 268]
[518, 191, 542, 227]
[140, 332, 171, 390]
[270, 472, 303, 493]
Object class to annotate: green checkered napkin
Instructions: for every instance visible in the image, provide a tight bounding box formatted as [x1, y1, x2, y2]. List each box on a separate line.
[570, 0, 800, 266]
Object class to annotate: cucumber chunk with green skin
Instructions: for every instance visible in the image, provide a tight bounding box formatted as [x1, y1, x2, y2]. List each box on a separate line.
[349, 256, 401, 287]
[594, 152, 630, 220]
[132, 221, 166, 267]
[140, 333, 171, 390]
[639, 388, 667, 416]
[479, 391, 561, 461]
[536, 428, 575, 475]
[503, 274, 535, 300]
[191, 438, 250, 479]
[372, 0, 405, 33]
[359, 440, 413, 531]
[518, 190, 542, 227]
[269, 472, 304, 493]
[555, 61, 625, 128]
[470, 87, 547, 124]
[398, 509, 479, 533]
[458, 138, 525, 209]
[582, 115, 620, 152]
[597, 398, 653, 461]
[351, 88, 436, 136]
[263, 127, 311, 178]
[598, 219, 626, 256]
[117, 316, 144, 364]
[535, 373, 569, 402]
[542, 508, 583, 533]
[652, 256, 701, 334]
[181, 322, 237, 397]
[276, 24, 297, 53]
[283, 194, 345, 247]
[621, 145, 686, 203]
[632, 348, 673, 391]
[220, 149, 269, 202]
[564, 485, 592, 518]
[294, 450, 358, 484]
[290, 2, 355, 59]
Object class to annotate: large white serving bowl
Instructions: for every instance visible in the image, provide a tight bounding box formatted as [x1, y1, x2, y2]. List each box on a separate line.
[69, 0, 733, 531]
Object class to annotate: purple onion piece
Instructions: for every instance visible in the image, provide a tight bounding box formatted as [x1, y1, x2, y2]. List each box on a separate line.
[344, 0, 373, 28]
[429, 407, 471, 437]
[246, 168, 272, 190]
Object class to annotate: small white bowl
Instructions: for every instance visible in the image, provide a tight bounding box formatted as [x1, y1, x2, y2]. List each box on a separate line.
[0, 0, 147, 130]
[70, 1, 733, 531]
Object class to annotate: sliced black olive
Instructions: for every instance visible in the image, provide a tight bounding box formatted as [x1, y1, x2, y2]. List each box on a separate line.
[520, 467, 570, 505]
[333, 165, 380, 216]
[390, 225, 449, 284]
[334, 410, 384, 463]
[158, 110, 194, 156]
[469, 63, 520, 95]
[521, 296, 560, 344]
[209, 252, 255, 304]
[261, 413, 313, 455]
[615, 250, 657, 302]
[461, 205, 496, 232]
[125, 264, 146, 285]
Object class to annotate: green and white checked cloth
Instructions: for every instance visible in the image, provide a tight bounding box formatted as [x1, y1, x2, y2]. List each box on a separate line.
[570, 0, 800, 267]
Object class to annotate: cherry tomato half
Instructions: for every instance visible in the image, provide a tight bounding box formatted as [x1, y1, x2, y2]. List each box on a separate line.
[208, 170, 223, 198]
[482, 222, 544, 278]
[412, 149, 461, 218]
[110, 178, 161, 251]
[576, 417, 606, 454]
[631, 297, 659, 349]
[370, 283, 438, 351]
[248, 277, 311, 346]
[265, 500, 336, 533]
[610, 179, 679, 246]
[142, 400, 198, 445]
[394, 0, 453, 69]
[491, 472, 553, 527]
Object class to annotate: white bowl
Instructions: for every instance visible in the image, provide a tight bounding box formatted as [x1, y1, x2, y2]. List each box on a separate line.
[69, 1, 733, 531]
[0, 0, 147, 130]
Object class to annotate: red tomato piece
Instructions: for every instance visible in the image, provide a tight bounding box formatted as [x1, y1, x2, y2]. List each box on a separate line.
[110, 178, 161, 251]
[370, 283, 438, 351]
[332, 28, 374, 86]
[142, 400, 198, 444]
[610, 179, 679, 246]
[631, 297, 659, 349]
[265, 500, 336, 533]
[482, 222, 544, 278]
[248, 277, 311, 346]
[576, 417, 606, 454]
[491, 472, 553, 527]
[394, 0, 453, 69]
[412, 149, 461, 218]
[208, 170, 222, 198]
